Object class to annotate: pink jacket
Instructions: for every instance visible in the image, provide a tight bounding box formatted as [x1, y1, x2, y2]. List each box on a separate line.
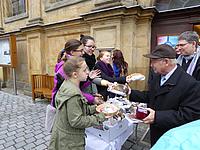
[51, 60, 94, 107]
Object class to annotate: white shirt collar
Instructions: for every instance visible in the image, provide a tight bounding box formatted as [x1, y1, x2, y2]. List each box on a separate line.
[160, 65, 177, 86]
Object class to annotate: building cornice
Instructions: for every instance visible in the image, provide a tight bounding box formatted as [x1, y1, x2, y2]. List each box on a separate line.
[81, 5, 156, 22]
[0, 4, 156, 35]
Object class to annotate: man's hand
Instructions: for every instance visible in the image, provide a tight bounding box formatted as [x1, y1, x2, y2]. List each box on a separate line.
[142, 108, 155, 124]
[89, 69, 101, 79]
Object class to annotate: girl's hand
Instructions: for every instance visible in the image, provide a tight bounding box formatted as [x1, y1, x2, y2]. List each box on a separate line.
[101, 80, 112, 86]
[93, 93, 104, 105]
[89, 69, 101, 79]
[125, 83, 132, 95]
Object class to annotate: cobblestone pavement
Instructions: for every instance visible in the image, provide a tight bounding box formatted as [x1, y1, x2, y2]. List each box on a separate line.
[0, 89, 150, 150]
[0, 91, 51, 150]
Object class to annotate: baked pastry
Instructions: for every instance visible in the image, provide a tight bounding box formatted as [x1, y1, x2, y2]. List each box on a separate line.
[107, 82, 129, 96]
[112, 84, 129, 95]
[96, 103, 119, 116]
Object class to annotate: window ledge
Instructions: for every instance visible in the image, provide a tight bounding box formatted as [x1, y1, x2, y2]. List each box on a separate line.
[5, 13, 28, 24]
[45, 0, 87, 12]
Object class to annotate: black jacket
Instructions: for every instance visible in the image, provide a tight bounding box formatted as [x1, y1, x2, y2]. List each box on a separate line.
[191, 57, 200, 81]
[130, 66, 200, 146]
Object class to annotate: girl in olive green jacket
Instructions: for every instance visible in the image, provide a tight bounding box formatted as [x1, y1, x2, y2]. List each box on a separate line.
[48, 56, 106, 150]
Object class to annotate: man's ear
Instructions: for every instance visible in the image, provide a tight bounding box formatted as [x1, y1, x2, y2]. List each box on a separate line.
[164, 58, 169, 66]
[192, 41, 197, 48]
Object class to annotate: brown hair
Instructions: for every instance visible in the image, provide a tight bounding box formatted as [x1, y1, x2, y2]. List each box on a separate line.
[63, 56, 85, 77]
[56, 49, 65, 63]
[97, 49, 110, 60]
[112, 49, 128, 76]
[80, 34, 95, 45]
[64, 39, 82, 55]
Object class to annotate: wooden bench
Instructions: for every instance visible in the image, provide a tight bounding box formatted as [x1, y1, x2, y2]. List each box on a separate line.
[31, 74, 54, 101]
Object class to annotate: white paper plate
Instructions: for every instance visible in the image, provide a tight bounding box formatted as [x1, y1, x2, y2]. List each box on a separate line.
[107, 88, 127, 96]
[131, 75, 145, 81]
[127, 73, 145, 81]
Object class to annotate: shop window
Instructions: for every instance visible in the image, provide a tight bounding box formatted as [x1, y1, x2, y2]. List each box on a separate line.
[157, 35, 178, 48]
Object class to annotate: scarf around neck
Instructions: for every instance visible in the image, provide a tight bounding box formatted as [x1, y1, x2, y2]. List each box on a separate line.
[82, 53, 96, 71]
[176, 46, 200, 75]
[96, 60, 114, 77]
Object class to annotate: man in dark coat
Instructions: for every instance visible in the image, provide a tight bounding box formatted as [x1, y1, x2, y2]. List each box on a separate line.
[176, 31, 200, 81]
[129, 44, 200, 146]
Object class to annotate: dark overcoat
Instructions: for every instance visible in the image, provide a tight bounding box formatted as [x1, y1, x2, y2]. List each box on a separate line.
[192, 57, 200, 81]
[130, 66, 200, 146]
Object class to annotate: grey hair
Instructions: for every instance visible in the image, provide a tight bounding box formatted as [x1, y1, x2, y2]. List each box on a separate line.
[178, 31, 199, 48]
[170, 59, 177, 64]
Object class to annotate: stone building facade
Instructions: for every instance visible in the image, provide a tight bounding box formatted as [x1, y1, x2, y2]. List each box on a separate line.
[0, 0, 155, 93]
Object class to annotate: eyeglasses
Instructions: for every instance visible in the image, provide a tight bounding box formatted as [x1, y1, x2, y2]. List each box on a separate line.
[85, 45, 96, 49]
[176, 42, 189, 47]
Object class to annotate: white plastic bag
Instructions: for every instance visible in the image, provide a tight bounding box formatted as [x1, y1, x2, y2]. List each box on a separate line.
[45, 104, 56, 133]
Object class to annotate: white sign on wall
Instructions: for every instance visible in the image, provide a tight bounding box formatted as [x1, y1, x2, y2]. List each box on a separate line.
[0, 35, 16, 68]
[0, 38, 11, 65]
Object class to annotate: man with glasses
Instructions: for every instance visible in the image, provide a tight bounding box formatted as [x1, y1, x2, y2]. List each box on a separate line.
[129, 44, 200, 146]
[176, 31, 200, 80]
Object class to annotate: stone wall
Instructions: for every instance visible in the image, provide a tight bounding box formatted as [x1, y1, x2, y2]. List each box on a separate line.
[0, 0, 156, 92]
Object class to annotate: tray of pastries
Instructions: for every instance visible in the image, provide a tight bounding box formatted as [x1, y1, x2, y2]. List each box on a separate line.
[96, 103, 119, 117]
[107, 82, 129, 96]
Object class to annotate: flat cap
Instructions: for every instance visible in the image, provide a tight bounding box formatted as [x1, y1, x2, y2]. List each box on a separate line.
[143, 44, 176, 59]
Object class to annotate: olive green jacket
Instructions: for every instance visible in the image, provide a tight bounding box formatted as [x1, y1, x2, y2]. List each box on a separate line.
[48, 80, 105, 150]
